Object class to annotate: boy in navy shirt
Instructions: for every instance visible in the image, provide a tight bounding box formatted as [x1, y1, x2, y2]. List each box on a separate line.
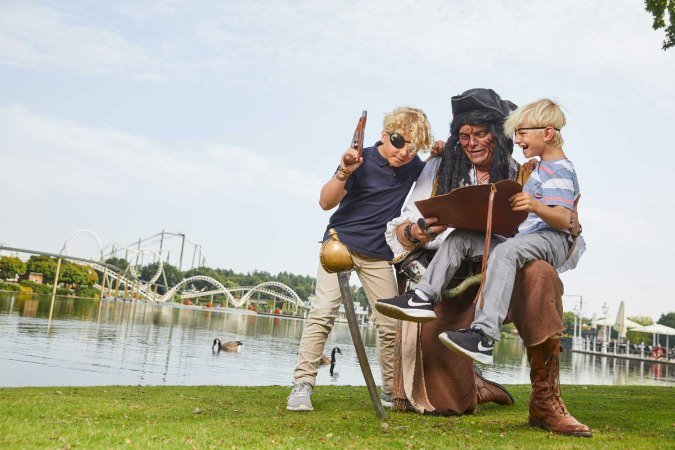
[287, 107, 433, 412]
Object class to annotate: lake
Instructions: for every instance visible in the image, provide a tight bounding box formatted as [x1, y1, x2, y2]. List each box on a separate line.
[1, 292, 672, 388]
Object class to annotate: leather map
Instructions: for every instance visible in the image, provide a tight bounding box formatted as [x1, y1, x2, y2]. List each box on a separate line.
[415, 180, 528, 236]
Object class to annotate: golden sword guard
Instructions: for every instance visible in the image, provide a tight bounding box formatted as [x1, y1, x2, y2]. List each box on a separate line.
[320, 228, 354, 273]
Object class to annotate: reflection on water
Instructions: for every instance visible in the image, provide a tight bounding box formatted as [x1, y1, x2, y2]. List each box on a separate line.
[480, 338, 673, 387]
[0, 292, 672, 387]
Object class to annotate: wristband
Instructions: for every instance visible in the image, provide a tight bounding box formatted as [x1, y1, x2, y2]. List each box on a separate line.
[334, 165, 351, 181]
[403, 222, 421, 244]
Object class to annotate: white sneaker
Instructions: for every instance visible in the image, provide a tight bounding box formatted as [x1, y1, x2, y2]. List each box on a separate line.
[380, 391, 394, 408]
[286, 382, 314, 411]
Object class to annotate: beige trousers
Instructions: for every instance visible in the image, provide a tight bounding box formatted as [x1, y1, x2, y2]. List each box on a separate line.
[293, 251, 399, 393]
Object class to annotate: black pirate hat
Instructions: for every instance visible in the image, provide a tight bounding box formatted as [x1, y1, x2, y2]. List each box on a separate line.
[451, 88, 516, 118]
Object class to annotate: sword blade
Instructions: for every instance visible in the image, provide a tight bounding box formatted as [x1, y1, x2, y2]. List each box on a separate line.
[337, 271, 386, 420]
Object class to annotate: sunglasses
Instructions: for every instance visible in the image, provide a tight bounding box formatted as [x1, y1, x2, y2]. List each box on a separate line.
[514, 126, 561, 133]
[387, 132, 413, 150]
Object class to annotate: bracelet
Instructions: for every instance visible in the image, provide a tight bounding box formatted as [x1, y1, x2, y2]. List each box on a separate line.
[403, 222, 421, 244]
[334, 165, 351, 181]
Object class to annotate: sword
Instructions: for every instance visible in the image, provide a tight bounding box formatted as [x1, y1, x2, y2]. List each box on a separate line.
[320, 229, 386, 420]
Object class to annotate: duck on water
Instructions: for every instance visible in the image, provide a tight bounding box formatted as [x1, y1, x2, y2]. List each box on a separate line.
[212, 338, 243, 353]
[319, 346, 341, 376]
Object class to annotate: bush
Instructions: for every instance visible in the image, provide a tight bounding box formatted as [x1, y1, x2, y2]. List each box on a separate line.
[0, 281, 21, 292]
[19, 280, 52, 294]
[18, 280, 73, 296]
[74, 286, 99, 298]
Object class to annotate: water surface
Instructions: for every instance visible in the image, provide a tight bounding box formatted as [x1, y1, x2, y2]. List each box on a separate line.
[0, 292, 672, 387]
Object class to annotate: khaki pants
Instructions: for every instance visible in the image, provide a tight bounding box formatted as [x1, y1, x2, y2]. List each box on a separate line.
[293, 251, 399, 393]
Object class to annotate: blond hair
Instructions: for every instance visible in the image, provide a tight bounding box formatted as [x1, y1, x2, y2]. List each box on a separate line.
[383, 107, 434, 153]
[504, 98, 566, 147]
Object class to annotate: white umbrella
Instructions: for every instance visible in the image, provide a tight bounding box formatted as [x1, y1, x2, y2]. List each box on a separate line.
[630, 323, 675, 335]
[623, 318, 641, 329]
[631, 323, 675, 357]
[592, 317, 614, 326]
[614, 301, 627, 340]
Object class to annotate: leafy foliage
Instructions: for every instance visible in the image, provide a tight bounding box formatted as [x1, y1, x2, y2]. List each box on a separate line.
[140, 262, 183, 294]
[0, 256, 27, 279]
[0, 281, 22, 292]
[61, 261, 98, 286]
[25, 256, 57, 283]
[104, 257, 130, 272]
[645, 0, 675, 49]
[627, 316, 655, 344]
[657, 311, 675, 328]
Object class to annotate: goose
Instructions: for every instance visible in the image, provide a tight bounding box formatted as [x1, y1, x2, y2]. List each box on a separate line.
[212, 338, 243, 353]
[319, 346, 342, 365]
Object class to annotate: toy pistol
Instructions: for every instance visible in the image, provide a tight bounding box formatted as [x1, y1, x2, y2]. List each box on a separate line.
[351, 110, 367, 159]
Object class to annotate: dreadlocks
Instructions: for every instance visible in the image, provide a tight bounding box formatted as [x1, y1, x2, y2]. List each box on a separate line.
[434, 109, 515, 196]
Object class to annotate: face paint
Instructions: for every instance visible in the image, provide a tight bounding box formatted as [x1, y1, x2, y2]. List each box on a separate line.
[458, 124, 495, 169]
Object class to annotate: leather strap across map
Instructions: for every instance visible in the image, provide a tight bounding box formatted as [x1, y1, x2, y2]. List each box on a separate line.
[475, 184, 496, 309]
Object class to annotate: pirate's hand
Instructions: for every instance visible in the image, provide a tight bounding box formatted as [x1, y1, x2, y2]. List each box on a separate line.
[416, 217, 447, 241]
[341, 147, 363, 172]
[569, 210, 583, 237]
[430, 140, 446, 158]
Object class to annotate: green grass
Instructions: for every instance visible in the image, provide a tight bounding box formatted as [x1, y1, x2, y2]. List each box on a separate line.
[0, 385, 672, 449]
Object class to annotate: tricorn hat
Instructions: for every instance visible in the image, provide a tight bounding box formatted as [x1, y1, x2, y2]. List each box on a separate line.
[451, 88, 516, 118]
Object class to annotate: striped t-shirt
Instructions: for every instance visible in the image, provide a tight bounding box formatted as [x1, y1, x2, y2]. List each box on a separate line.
[518, 159, 579, 235]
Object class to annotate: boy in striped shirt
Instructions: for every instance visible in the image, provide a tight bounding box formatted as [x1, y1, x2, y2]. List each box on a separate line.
[376, 99, 579, 365]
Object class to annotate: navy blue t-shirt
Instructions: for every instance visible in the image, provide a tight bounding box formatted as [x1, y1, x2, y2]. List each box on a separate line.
[322, 143, 425, 260]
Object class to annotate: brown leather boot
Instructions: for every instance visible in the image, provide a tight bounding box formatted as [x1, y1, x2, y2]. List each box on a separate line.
[474, 367, 514, 406]
[527, 338, 592, 437]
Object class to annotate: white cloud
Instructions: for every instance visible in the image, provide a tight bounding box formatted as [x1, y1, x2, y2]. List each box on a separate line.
[2, 0, 672, 93]
[0, 2, 162, 78]
[0, 104, 322, 201]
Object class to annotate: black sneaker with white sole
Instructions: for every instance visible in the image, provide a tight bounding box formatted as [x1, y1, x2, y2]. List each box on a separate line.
[375, 291, 436, 323]
[438, 327, 494, 364]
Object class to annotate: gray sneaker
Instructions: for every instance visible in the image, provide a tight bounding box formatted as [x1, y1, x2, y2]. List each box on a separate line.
[380, 391, 393, 409]
[286, 382, 314, 411]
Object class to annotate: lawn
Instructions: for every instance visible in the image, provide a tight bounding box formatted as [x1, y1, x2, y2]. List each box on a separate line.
[0, 385, 672, 449]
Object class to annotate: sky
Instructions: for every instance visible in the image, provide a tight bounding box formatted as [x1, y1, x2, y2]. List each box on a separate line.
[1, 0, 674, 322]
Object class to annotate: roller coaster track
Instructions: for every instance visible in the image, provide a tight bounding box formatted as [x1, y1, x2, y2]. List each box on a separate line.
[160, 277, 307, 311]
[86, 261, 162, 302]
[3, 230, 308, 310]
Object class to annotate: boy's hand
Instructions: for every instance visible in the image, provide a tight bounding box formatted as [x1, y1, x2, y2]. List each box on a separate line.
[430, 140, 446, 158]
[523, 158, 538, 172]
[509, 192, 540, 214]
[341, 147, 363, 172]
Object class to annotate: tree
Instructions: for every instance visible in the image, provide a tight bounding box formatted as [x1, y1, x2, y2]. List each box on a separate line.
[61, 262, 98, 286]
[645, 0, 675, 50]
[0, 256, 27, 279]
[627, 316, 655, 344]
[140, 262, 184, 294]
[628, 316, 653, 326]
[657, 312, 675, 328]
[352, 286, 369, 311]
[25, 256, 57, 283]
[104, 257, 130, 272]
[562, 311, 576, 336]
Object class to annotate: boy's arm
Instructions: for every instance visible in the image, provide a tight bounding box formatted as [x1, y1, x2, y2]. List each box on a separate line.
[319, 147, 363, 210]
[511, 164, 577, 230]
[510, 192, 572, 230]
